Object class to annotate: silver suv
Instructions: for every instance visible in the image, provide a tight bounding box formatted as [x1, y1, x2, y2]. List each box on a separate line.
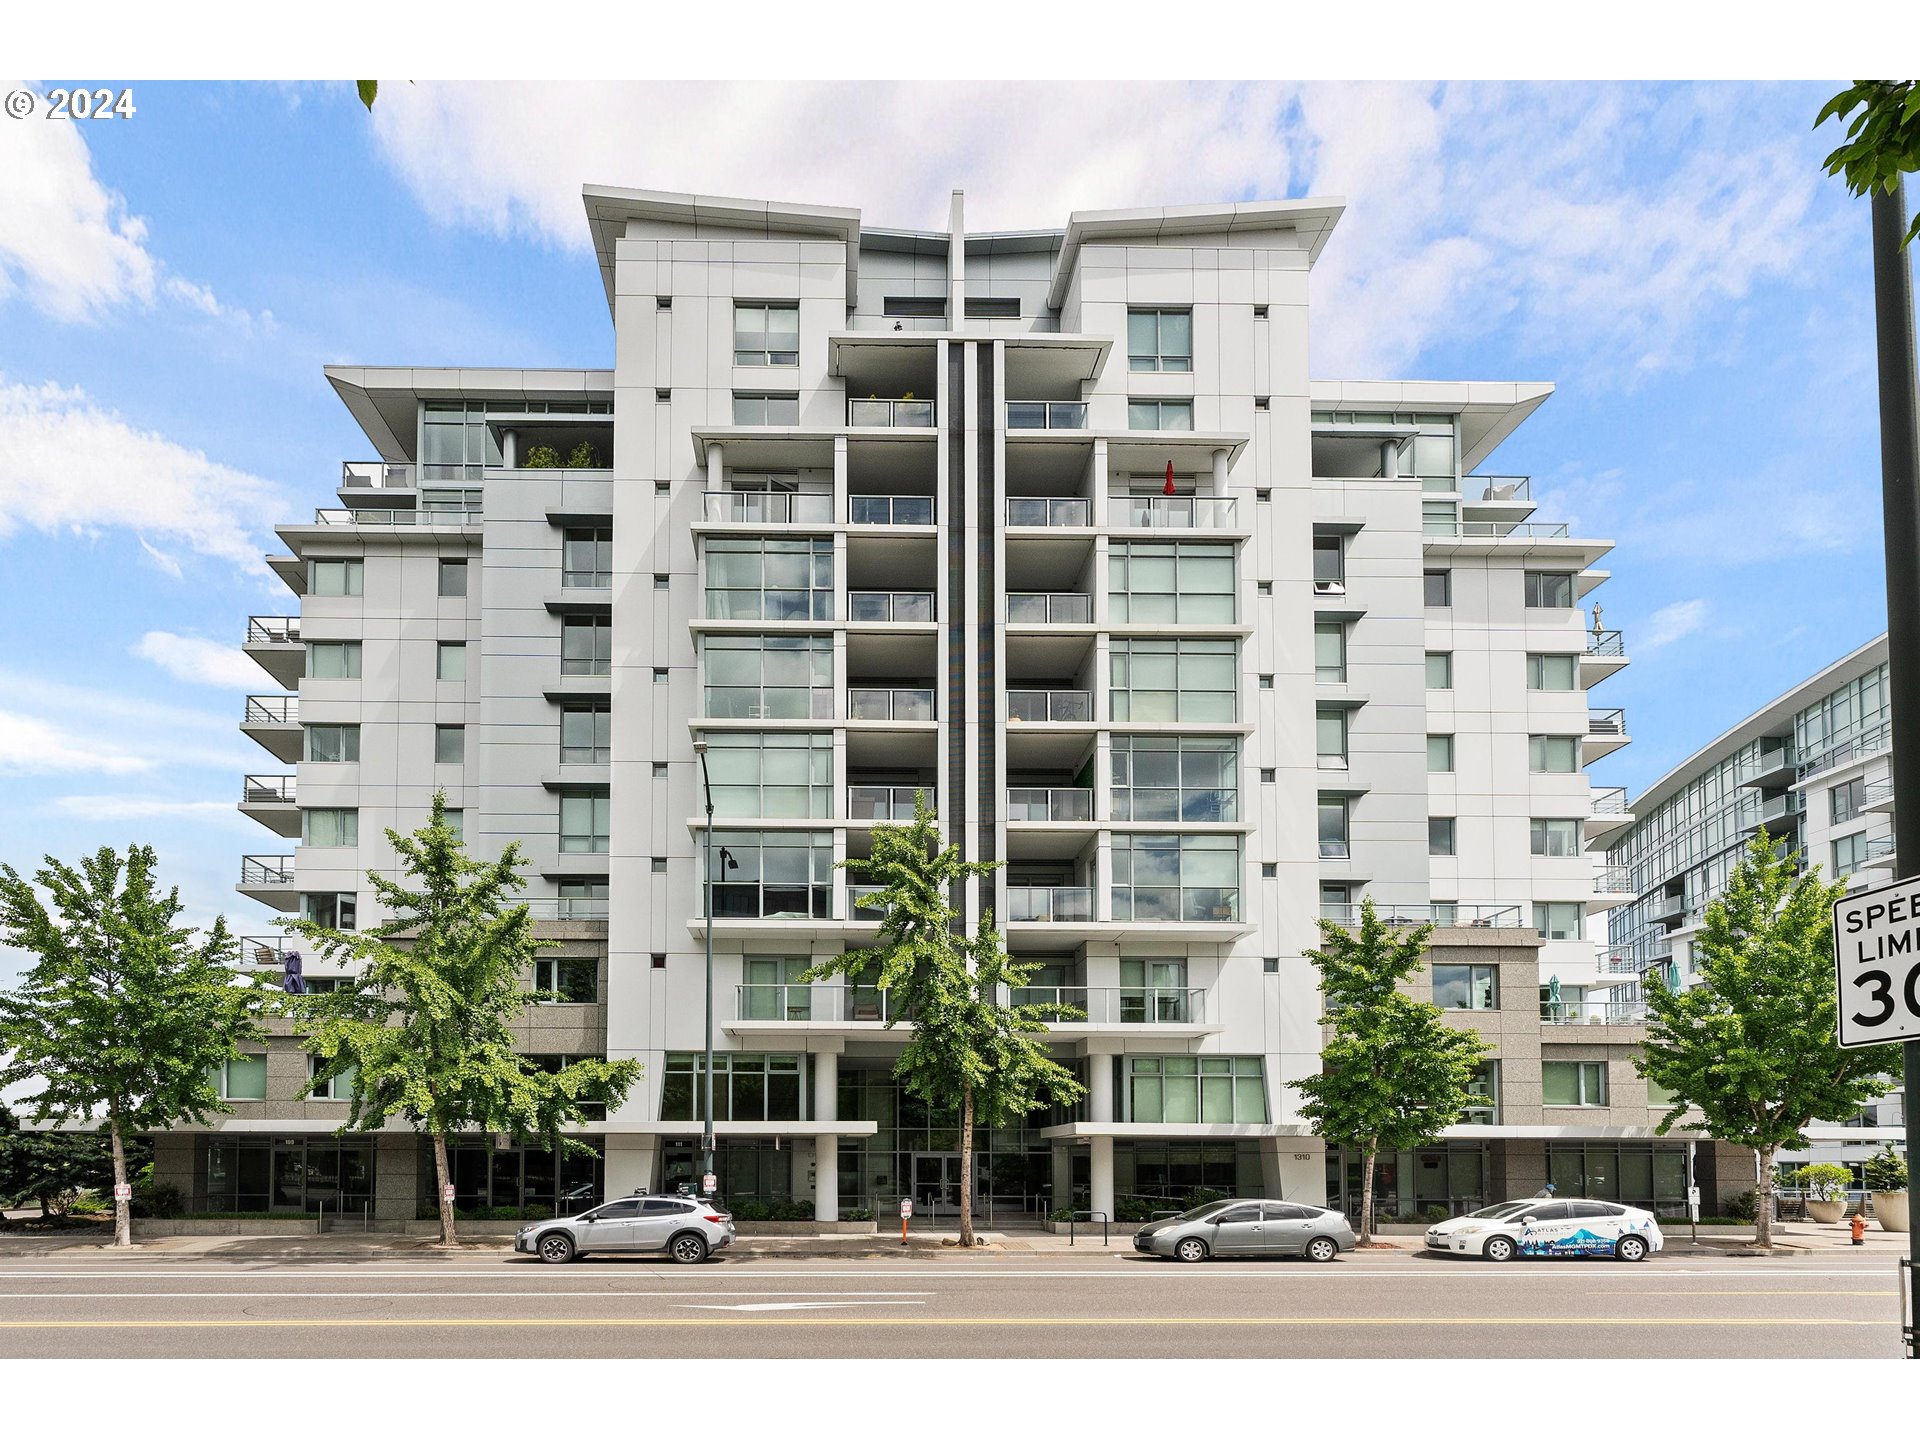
[515, 1194, 735, 1264]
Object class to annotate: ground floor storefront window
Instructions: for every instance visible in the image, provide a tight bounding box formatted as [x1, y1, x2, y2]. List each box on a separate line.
[434, 1138, 603, 1218]
[1546, 1142, 1687, 1216]
[204, 1137, 375, 1216]
[1326, 1143, 1488, 1223]
[1109, 1140, 1264, 1217]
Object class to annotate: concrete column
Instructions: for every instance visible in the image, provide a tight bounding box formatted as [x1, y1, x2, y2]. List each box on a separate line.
[1380, 438, 1399, 481]
[948, 189, 966, 326]
[1089, 1134, 1115, 1220]
[814, 1049, 839, 1122]
[705, 441, 724, 497]
[814, 1135, 839, 1223]
[604, 1133, 658, 1199]
[1086, 1051, 1114, 1123]
[1211, 446, 1230, 496]
[375, 1132, 422, 1223]
[502, 428, 518, 469]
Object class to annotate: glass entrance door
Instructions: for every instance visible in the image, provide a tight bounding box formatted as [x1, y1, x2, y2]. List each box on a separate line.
[911, 1153, 971, 1214]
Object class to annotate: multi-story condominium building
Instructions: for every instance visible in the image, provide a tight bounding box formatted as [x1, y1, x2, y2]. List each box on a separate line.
[175, 183, 1685, 1226]
[1603, 634, 1906, 1184]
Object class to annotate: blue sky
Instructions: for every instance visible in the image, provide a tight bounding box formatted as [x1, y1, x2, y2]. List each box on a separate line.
[0, 79, 1894, 985]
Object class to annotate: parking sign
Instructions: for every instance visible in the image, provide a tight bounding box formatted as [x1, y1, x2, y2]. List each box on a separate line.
[1832, 874, 1920, 1048]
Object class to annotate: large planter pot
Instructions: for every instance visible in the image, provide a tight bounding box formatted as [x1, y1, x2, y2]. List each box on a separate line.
[1804, 1199, 1847, 1224]
[1873, 1190, 1910, 1233]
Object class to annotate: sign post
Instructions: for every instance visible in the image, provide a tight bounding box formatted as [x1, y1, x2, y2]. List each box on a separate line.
[899, 1197, 913, 1246]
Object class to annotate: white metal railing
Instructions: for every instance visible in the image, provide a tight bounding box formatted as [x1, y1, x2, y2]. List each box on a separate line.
[701, 490, 833, 525]
[1007, 497, 1093, 527]
[1005, 401, 1088, 430]
[847, 785, 930, 821]
[1319, 903, 1527, 929]
[1109, 495, 1239, 530]
[1007, 592, 1092, 623]
[1594, 866, 1635, 894]
[848, 398, 935, 428]
[1540, 998, 1648, 1025]
[242, 776, 295, 805]
[246, 616, 299, 645]
[523, 897, 611, 921]
[340, 460, 415, 488]
[1864, 778, 1896, 807]
[1588, 708, 1628, 737]
[1006, 787, 1093, 823]
[238, 935, 293, 966]
[1591, 786, 1630, 815]
[1866, 835, 1898, 862]
[1007, 689, 1093, 722]
[1005, 886, 1095, 922]
[312, 507, 481, 527]
[1423, 520, 1572, 540]
[244, 695, 297, 725]
[1587, 628, 1626, 658]
[240, 856, 294, 886]
[847, 688, 936, 722]
[848, 494, 935, 525]
[848, 590, 935, 622]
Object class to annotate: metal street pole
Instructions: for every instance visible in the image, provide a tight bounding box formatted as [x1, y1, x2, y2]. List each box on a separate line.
[693, 740, 716, 1197]
[1869, 176, 1920, 1360]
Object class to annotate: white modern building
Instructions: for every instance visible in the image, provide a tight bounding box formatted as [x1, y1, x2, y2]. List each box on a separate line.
[172, 185, 1679, 1226]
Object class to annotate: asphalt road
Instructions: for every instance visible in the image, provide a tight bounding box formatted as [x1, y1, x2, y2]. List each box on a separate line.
[0, 1246, 1906, 1359]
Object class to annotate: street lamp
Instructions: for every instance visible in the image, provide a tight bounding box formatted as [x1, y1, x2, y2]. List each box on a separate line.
[693, 739, 717, 1194]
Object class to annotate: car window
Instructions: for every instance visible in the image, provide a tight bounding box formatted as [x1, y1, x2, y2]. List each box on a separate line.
[1468, 1202, 1532, 1220]
[589, 1199, 642, 1220]
[1263, 1202, 1306, 1220]
[1214, 1205, 1261, 1224]
[1526, 1202, 1572, 1222]
[1568, 1201, 1616, 1219]
[1176, 1200, 1234, 1222]
[643, 1198, 694, 1213]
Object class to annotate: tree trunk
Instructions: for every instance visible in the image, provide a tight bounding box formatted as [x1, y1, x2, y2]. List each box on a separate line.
[431, 1131, 457, 1247]
[1753, 1144, 1776, 1251]
[958, 1082, 975, 1248]
[1358, 1145, 1377, 1245]
[108, 1115, 130, 1248]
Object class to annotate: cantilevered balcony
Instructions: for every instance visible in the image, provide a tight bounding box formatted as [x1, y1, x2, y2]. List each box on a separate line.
[1863, 834, 1898, 871]
[241, 695, 301, 763]
[1319, 903, 1528, 929]
[1584, 707, 1631, 761]
[237, 855, 297, 912]
[1588, 865, 1636, 912]
[240, 776, 298, 838]
[846, 784, 931, 823]
[1005, 885, 1095, 923]
[1585, 786, 1634, 848]
[1005, 401, 1089, 431]
[847, 398, 935, 428]
[1107, 495, 1239, 531]
[700, 490, 834, 526]
[1421, 517, 1612, 567]
[238, 934, 295, 968]
[244, 617, 303, 688]
[1582, 627, 1629, 684]
[339, 460, 416, 491]
[1007, 497, 1094, 528]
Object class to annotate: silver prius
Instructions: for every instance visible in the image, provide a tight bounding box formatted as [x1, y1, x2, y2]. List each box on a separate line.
[1133, 1199, 1355, 1263]
[515, 1194, 735, 1264]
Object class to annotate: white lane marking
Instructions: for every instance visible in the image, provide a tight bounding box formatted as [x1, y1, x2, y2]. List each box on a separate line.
[680, 1301, 926, 1312]
[0, 1265, 1891, 1281]
[0, 1290, 935, 1300]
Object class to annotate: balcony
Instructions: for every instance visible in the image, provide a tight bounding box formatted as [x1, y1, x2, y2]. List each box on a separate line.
[1589, 865, 1636, 913]
[1007, 497, 1093, 528]
[1864, 778, 1897, 814]
[1800, 722, 1892, 779]
[1582, 628, 1629, 683]
[847, 687, 935, 723]
[849, 494, 935, 526]
[240, 776, 298, 838]
[848, 398, 935, 428]
[1007, 689, 1093, 723]
[848, 590, 935, 623]
[1319, 903, 1527, 929]
[238, 934, 295, 968]
[1108, 495, 1239, 531]
[1469, 476, 1532, 504]
[1007, 592, 1092, 624]
[523, 897, 612, 922]
[241, 695, 301, 763]
[243, 616, 303, 688]
[340, 460, 415, 489]
[1005, 401, 1088, 430]
[237, 855, 296, 911]
[310, 506, 481, 528]
[1585, 707, 1631, 761]
[1005, 885, 1095, 923]
[847, 785, 929, 822]
[1009, 986, 1211, 1028]
[701, 490, 833, 526]
[1540, 997, 1648, 1026]
[848, 883, 890, 919]
[1864, 834, 1898, 870]
[1756, 791, 1801, 832]
[1006, 787, 1094, 823]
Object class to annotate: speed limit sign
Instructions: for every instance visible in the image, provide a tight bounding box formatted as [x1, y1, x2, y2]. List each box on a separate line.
[1833, 875, 1920, 1048]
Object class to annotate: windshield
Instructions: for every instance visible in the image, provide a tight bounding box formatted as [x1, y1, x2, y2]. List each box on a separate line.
[1466, 1202, 1534, 1220]
[1174, 1201, 1235, 1222]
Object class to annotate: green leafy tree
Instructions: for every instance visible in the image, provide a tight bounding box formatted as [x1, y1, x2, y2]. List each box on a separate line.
[0, 1118, 151, 1218]
[285, 794, 640, 1245]
[1637, 832, 1899, 1249]
[1818, 81, 1920, 249]
[1295, 900, 1494, 1243]
[0, 847, 262, 1245]
[802, 796, 1085, 1246]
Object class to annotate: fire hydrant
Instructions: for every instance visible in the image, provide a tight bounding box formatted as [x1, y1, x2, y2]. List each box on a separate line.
[1850, 1212, 1867, 1245]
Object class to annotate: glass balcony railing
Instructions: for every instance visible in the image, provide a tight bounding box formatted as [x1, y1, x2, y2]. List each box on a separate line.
[847, 688, 936, 722]
[1008, 986, 1206, 1024]
[1540, 997, 1648, 1025]
[246, 616, 299, 645]
[241, 776, 295, 805]
[1007, 593, 1092, 623]
[1005, 401, 1088, 430]
[340, 460, 415, 488]
[847, 785, 930, 821]
[1006, 497, 1092, 527]
[702, 490, 834, 524]
[848, 590, 935, 622]
[849, 494, 935, 525]
[312, 507, 481, 527]
[244, 695, 297, 725]
[1006, 886, 1095, 922]
[1007, 689, 1092, 722]
[848, 398, 935, 428]
[1318, 903, 1527, 929]
[1109, 496, 1239, 530]
[735, 984, 904, 1023]
[1424, 519, 1572, 540]
[240, 856, 294, 886]
[1471, 476, 1531, 502]
[1006, 787, 1093, 823]
[523, 897, 613, 921]
[848, 884, 890, 918]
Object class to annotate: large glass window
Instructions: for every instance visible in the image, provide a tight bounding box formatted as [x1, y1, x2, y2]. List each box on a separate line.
[661, 1053, 806, 1122]
[302, 892, 357, 930]
[559, 795, 610, 854]
[1832, 778, 1867, 824]
[1313, 535, 1344, 593]
[1110, 543, 1235, 624]
[1127, 309, 1192, 372]
[1527, 653, 1579, 690]
[1543, 1061, 1608, 1106]
[1834, 831, 1870, 877]
[1317, 708, 1348, 767]
[1463, 1061, 1499, 1124]
[742, 957, 813, 1020]
[1318, 795, 1349, 858]
[534, 956, 598, 1004]
[734, 303, 800, 366]
[306, 1054, 359, 1101]
[705, 536, 833, 620]
[1111, 735, 1238, 821]
[732, 393, 800, 426]
[1534, 901, 1585, 940]
[1127, 399, 1194, 431]
[1119, 958, 1191, 1022]
[303, 808, 358, 847]
[216, 1054, 268, 1101]
[1531, 818, 1581, 856]
[1529, 735, 1580, 772]
[1110, 833, 1239, 922]
[702, 732, 832, 818]
[1126, 1056, 1266, 1123]
[1433, 964, 1498, 1009]
[560, 703, 611, 764]
[310, 559, 363, 596]
[707, 832, 832, 918]
[306, 641, 361, 679]
[420, 398, 501, 484]
[561, 618, 611, 676]
[1110, 638, 1236, 722]
[704, 635, 833, 719]
[304, 724, 360, 763]
[562, 528, 612, 588]
[1525, 571, 1575, 608]
[557, 880, 608, 920]
[1314, 622, 1346, 683]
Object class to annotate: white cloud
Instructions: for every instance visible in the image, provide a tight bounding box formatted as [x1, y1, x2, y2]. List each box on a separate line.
[0, 708, 150, 776]
[1638, 599, 1711, 651]
[0, 668, 251, 776]
[133, 631, 259, 689]
[0, 379, 284, 573]
[48, 795, 242, 823]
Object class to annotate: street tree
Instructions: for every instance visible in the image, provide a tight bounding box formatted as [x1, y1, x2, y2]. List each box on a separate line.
[802, 795, 1085, 1245]
[285, 793, 640, 1245]
[1638, 831, 1899, 1249]
[1295, 899, 1494, 1244]
[0, 846, 262, 1246]
[1818, 81, 1920, 248]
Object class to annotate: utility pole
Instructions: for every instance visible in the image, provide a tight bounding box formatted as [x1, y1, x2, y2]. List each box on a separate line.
[1869, 175, 1920, 1360]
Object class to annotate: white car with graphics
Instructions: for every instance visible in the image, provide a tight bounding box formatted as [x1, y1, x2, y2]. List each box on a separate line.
[1425, 1199, 1664, 1262]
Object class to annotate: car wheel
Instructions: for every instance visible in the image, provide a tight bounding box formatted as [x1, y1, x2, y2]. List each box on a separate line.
[1482, 1234, 1517, 1263]
[1174, 1236, 1210, 1263]
[1305, 1236, 1340, 1263]
[1615, 1235, 1649, 1263]
[670, 1232, 710, 1265]
[537, 1232, 575, 1265]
